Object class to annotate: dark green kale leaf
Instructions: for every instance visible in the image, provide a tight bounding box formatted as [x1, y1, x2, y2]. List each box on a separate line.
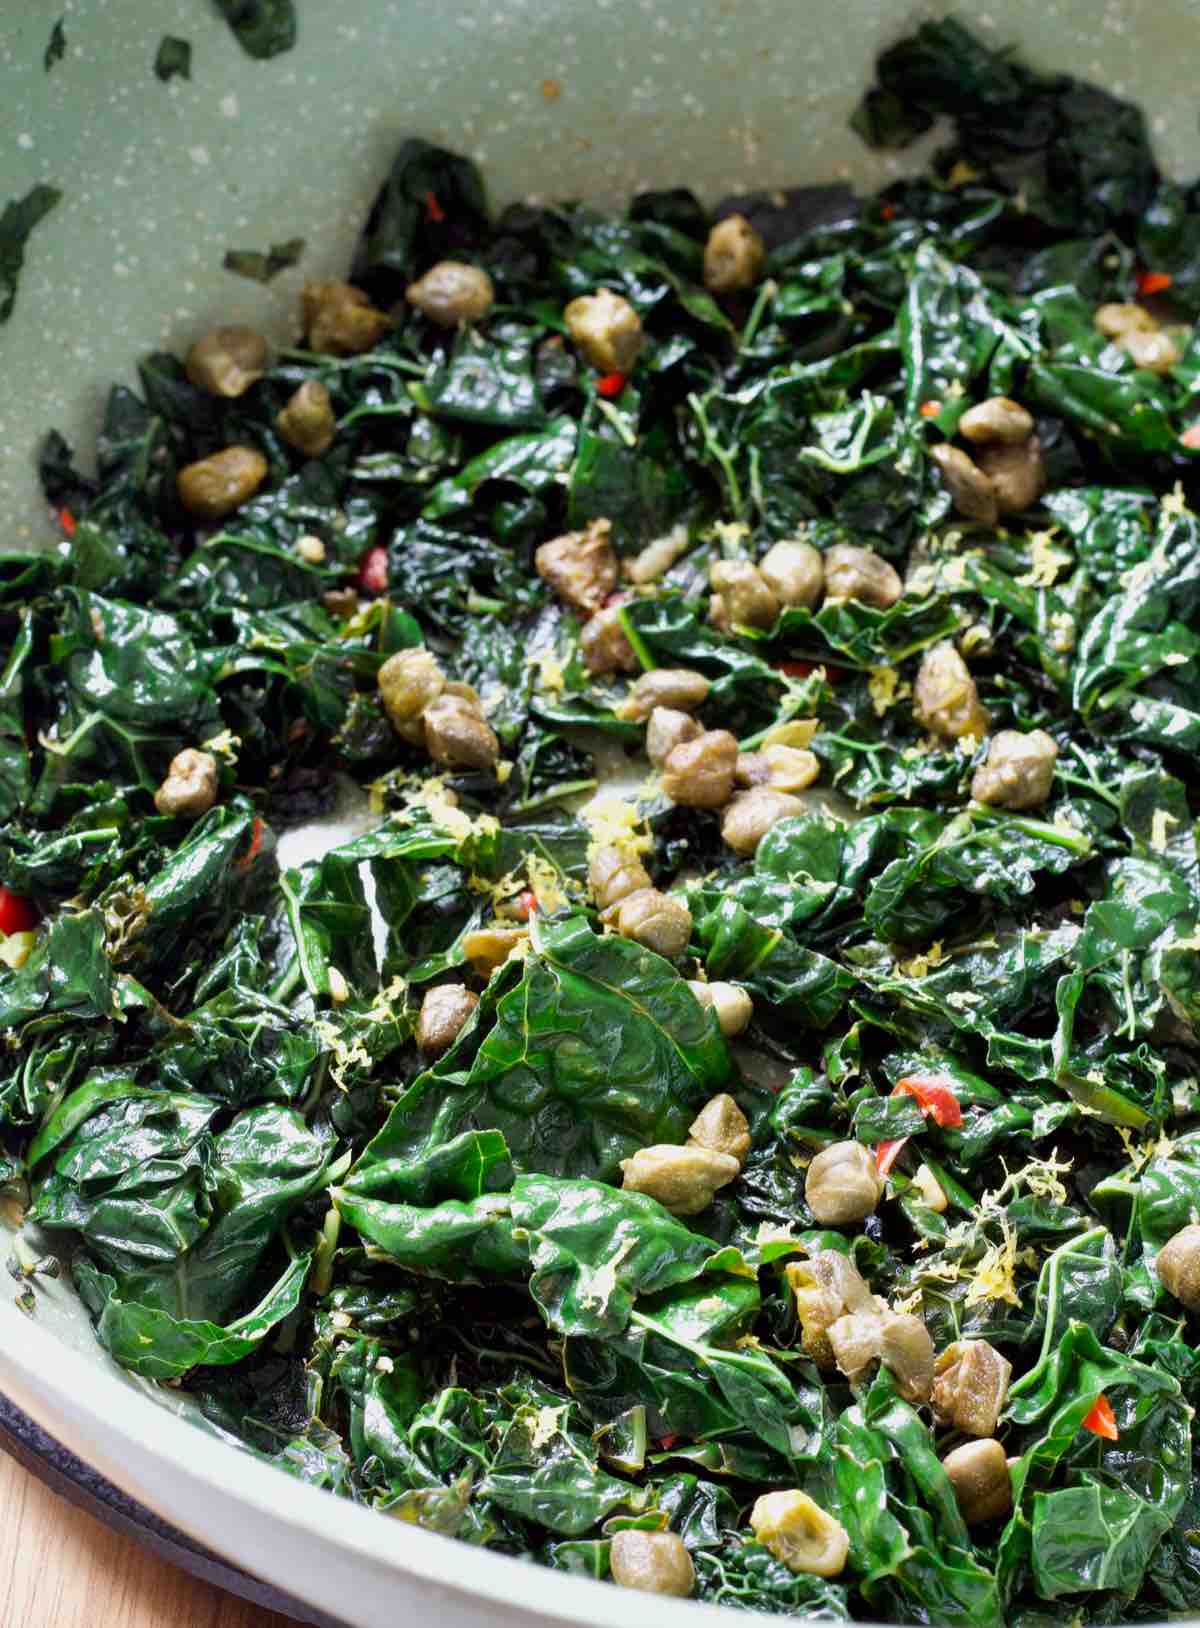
[354, 912, 730, 1185]
[1001, 1322, 1189, 1604]
[351, 139, 491, 301]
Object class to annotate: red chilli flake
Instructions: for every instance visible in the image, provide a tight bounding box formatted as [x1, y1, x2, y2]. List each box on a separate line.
[358, 546, 389, 595]
[0, 887, 38, 936]
[1137, 270, 1172, 296]
[515, 889, 537, 921]
[424, 190, 446, 224]
[919, 400, 942, 418]
[57, 507, 76, 539]
[880, 203, 897, 221]
[657, 1433, 679, 1451]
[892, 1073, 963, 1129]
[875, 1137, 909, 1177]
[1181, 423, 1200, 450]
[235, 817, 265, 875]
[1082, 1394, 1119, 1440]
[596, 371, 626, 398]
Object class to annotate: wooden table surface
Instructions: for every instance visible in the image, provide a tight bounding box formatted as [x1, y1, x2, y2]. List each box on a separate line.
[0, 1448, 304, 1628]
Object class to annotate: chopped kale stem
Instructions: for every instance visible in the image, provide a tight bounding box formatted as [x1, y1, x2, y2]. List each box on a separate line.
[7, 16, 1200, 1620]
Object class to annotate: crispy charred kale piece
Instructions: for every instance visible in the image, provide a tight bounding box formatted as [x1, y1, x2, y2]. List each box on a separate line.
[3, 17, 1200, 1621]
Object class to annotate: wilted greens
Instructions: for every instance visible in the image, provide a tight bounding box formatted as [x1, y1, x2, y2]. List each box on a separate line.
[4, 16, 1200, 1622]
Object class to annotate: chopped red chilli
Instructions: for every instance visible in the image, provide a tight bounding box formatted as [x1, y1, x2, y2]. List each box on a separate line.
[358, 546, 388, 595]
[0, 887, 38, 935]
[1136, 270, 1172, 295]
[892, 1074, 964, 1129]
[1082, 1394, 1119, 1440]
[424, 190, 446, 224]
[876, 1137, 909, 1176]
[235, 817, 265, 874]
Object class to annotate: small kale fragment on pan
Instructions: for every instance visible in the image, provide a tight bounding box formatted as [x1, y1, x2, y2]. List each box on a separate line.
[154, 36, 192, 83]
[43, 17, 66, 73]
[0, 185, 62, 325]
[210, 0, 296, 61]
[5, 16, 1200, 1621]
[223, 238, 305, 283]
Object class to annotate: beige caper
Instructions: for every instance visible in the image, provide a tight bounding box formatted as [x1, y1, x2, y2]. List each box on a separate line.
[295, 534, 326, 565]
[1095, 302, 1158, 339]
[154, 748, 219, 819]
[461, 926, 526, 978]
[749, 1490, 849, 1578]
[177, 446, 268, 520]
[613, 887, 692, 959]
[957, 397, 1034, 446]
[823, 543, 903, 609]
[971, 728, 1057, 810]
[703, 213, 766, 294]
[932, 1339, 1012, 1437]
[688, 1092, 752, 1160]
[300, 279, 392, 356]
[709, 559, 779, 631]
[758, 538, 824, 609]
[661, 728, 739, 809]
[406, 261, 495, 327]
[535, 519, 619, 616]
[720, 787, 805, 857]
[646, 707, 702, 767]
[930, 443, 999, 526]
[758, 743, 820, 794]
[787, 1251, 879, 1367]
[914, 641, 990, 741]
[609, 1529, 694, 1597]
[184, 325, 267, 397]
[619, 1143, 740, 1216]
[580, 605, 639, 674]
[563, 289, 644, 374]
[1156, 1222, 1200, 1311]
[589, 844, 652, 913]
[828, 1311, 884, 1383]
[423, 693, 500, 770]
[879, 1311, 935, 1404]
[322, 588, 359, 619]
[805, 1140, 884, 1226]
[976, 436, 1046, 515]
[416, 984, 479, 1057]
[687, 982, 754, 1039]
[377, 648, 445, 737]
[626, 528, 690, 584]
[941, 1438, 1013, 1525]
[615, 668, 711, 722]
[735, 752, 771, 787]
[277, 379, 337, 457]
[1121, 329, 1181, 374]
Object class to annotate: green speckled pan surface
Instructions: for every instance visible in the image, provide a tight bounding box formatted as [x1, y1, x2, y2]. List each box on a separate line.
[3, 0, 1198, 543]
[1, 5, 1199, 1625]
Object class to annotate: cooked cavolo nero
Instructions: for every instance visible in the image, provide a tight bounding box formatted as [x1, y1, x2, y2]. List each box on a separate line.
[9, 16, 1200, 1622]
